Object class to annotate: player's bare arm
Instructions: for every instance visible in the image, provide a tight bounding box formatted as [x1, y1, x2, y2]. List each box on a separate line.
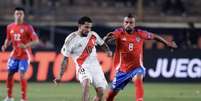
[100, 42, 112, 57]
[54, 55, 69, 84]
[103, 32, 116, 44]
[19, 40, 39, 49]
[1, 39, 11, 51]
[152, 34, 178, 48]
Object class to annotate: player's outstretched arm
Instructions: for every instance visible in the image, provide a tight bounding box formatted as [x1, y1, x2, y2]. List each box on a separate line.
[103, 32, 116, 44]
[153, 34, 177, 49]
[1, 39, 11, 51]
[53, 55, 69, 85]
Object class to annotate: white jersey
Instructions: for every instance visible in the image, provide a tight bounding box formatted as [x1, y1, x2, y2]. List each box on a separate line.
[61, 31, 104, 70]
[61, 31, 107, 89]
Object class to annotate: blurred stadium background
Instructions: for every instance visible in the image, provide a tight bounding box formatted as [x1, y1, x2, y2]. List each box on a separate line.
[0, 0, 201, 101]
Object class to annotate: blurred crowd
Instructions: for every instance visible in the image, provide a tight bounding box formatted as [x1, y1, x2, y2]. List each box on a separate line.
[144, 22, 201, 50]
[144, 34, 201, 50]
[34, 26, 201, 50]
[2, 0, 200, 50]
[12, 0, 188, 16]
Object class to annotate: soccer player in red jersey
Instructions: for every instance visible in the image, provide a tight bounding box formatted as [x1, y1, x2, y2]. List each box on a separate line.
[1, 7, 39, 101]
[104, 14, 177, 101]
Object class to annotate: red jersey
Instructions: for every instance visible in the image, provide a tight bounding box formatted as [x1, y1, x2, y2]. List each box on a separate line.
[112, 27, 154, 72]
[6, 22, 39, 60]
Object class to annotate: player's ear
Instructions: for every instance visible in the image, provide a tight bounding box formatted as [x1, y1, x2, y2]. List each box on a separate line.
[78, 24, 82, 28]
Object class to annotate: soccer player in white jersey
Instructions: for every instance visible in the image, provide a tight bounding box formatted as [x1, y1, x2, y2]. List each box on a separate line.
[54, 16, 112, 101]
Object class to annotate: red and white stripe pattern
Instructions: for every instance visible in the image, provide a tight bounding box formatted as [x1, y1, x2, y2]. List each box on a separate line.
[76, 35, 97, 67]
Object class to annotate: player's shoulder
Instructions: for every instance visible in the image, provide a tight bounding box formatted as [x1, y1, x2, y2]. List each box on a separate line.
[68, 31, 78, 38]
[23, 22, 33, 28]
[114, 27, 124, 33]
[134, 27, 146, 33]
[63, 32, 77, 46]
[90, 31, 99, 36]
[113, 27, 125, 36]
[7, 22, 15, 28]
[134, 27, 149, 36]
[64, 31, 77, 42]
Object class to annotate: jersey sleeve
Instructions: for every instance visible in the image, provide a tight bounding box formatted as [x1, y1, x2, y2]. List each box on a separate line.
[61, 34, 74, 57]
[6, 25, 11, 41]
[138, 30, 154, 40]
[27, 25, 39, 41]
[93, 32, 104, 46]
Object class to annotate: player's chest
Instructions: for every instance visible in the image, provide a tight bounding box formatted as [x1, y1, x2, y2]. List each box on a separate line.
[74, 35, 96, 46]
[72, 37, 90, 51]
[118, 35, 143, 52]
[119, 34, 142, 45]
[10, 26, 28, 41]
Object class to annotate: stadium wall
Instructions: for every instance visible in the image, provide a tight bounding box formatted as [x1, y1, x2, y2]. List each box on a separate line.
[0, 50, 200, 83]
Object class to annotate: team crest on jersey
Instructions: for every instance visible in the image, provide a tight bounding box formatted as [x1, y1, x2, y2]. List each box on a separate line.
[136, 36, 141, 42]
[20, 28, 24, 33]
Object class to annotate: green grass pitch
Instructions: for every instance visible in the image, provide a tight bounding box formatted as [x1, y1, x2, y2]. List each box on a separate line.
[0, 82, 201, 101]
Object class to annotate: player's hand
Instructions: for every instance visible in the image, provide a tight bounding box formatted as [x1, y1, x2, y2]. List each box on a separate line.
[19, 44, 28, 49]
[53, 77, 61, 86]
[103, 32, 113, 41]
[1, 45, 6, 52]
[107, 51, 113, 57]
[103, 32, 115, 43]
[167, 41, 177, 49]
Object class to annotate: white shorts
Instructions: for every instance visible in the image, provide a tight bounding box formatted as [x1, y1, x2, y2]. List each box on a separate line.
[77, 64, 108, 89]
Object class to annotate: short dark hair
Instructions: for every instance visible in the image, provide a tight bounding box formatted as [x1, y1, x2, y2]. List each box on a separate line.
[127, 13, 134, 18]
[14, 7, 25, 13]
[78, 16, 92, 24]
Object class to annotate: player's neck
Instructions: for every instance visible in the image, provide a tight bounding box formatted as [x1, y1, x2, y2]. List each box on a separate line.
[15, 20, 24, 25]
[78, 30, 88, 37]
[124, 27, 135, 35]
[125, 30, 134, 35]
[127, 31, 133, 35]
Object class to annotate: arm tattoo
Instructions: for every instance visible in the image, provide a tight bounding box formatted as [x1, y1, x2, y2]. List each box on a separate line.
[104, 33, 116, 44]
[101, 43, 111, 53]
[59, 56, 68, 78]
